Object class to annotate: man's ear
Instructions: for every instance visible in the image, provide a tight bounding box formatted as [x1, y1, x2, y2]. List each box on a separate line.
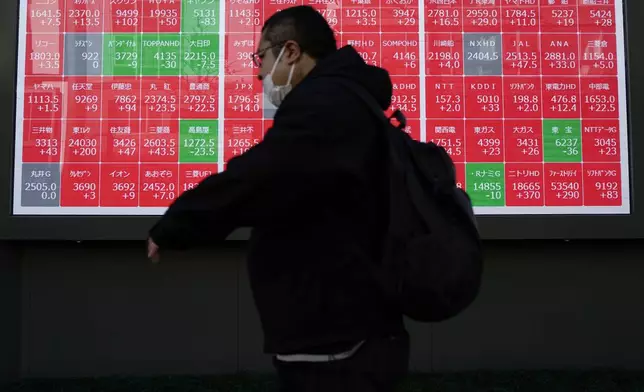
[284, 40, 302, 65]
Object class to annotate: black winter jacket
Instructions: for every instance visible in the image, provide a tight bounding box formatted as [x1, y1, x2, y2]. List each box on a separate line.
[149, 45, 404, 354]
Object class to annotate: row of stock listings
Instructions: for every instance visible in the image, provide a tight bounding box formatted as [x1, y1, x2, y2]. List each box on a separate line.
[18, 0, 628, 213]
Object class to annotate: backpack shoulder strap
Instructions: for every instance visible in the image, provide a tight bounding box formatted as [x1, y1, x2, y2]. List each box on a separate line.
[334, 79, 479, 232]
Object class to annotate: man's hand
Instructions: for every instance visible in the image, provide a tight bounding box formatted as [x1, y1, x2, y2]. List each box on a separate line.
[147, 238, 160, 263]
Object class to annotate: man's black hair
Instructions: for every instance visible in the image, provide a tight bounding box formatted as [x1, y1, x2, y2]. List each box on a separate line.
[261, 6, 337, 60]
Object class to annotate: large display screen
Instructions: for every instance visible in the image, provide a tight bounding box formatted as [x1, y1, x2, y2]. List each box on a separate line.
[14, 0, 629, 216]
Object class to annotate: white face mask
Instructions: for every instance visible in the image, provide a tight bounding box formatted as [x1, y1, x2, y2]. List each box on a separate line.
[262, 46, 295, 108]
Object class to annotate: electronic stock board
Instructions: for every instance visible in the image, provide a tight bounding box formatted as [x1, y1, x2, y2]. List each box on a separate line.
[4, 0, 642, 240]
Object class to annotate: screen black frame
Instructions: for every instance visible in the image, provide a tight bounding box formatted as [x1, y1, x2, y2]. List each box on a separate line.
[1, 0, 642, 240]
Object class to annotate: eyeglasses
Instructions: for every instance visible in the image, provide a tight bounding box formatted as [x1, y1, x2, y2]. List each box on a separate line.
[251, 42, 285, 68]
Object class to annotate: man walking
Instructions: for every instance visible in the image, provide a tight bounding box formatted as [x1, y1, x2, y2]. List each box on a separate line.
[148, 5, 409, 391]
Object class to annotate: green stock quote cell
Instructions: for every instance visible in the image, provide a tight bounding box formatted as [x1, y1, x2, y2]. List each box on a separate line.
[542, 119, 582, 163]
[179, 120, 219, 163]
[466, 163, 505, 207]
[141, 34, 182, 76]
[182, 33, 219, 76]
[103, 34, 141, 76]
[183, 0, 220, 33]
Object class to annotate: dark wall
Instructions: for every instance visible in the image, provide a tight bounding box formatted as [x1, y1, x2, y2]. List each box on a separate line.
[1, 241, 644, 380]
[0, 242, 20, 383]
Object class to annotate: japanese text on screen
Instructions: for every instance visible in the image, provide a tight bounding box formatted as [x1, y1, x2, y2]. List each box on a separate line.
[14, 0, 630, 215]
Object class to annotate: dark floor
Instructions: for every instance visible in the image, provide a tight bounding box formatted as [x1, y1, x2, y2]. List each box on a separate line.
[3, 371, 644, 392]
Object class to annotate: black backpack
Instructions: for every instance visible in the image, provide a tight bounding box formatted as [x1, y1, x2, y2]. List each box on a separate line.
[338, 79, 484, 323]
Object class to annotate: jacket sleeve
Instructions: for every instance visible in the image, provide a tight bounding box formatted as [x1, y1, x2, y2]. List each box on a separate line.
[148, 97, 370, 249]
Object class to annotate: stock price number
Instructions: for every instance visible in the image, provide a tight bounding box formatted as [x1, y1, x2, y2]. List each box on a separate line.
[473, 181, 503, 201]
[595, 181, 619, 200]
[554, 138, 579, 156]
[477, 94, 501, 113]
[585, 95, 616, 113]
[391, 93, 417, 112]
[594, 137, 618, 157]
[24, 181, 58, 201]
[551, 181, 580, 201]
[72, 182, 97, 200]
[512, 181, 541, 201]
[144, 138, 177, 157]
[113, 181, 137, 200]
[477, 138, 501, 157]
[433, 138, 462, 157]
[184, 138, 216, 157]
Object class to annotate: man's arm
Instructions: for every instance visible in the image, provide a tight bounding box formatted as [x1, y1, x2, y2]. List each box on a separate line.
[148, 98, 369, 250]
